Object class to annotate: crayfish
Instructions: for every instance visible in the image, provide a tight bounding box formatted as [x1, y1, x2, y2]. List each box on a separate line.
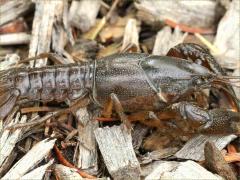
[0, 43, 239, 135]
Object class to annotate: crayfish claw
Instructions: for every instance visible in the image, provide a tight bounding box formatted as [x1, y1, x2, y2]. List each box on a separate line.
[170, 102, 240, 135]
[198, 109, 240, 134]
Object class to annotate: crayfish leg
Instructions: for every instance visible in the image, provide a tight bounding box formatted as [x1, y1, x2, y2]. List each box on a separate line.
[167, 43, 239, 112]
[100, 93, 132, 131]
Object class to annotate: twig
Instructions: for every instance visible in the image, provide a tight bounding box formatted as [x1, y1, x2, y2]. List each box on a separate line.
[106, 0, 120, 21]
[95, 117, 117, 122]
[21, 106, 59, 114]
[5, 110, 68, 130]
[53, 145, 96, 179]
[194, 33, 220, 54]
[224, 153, 240, 163]
[164, 19, 214, 35]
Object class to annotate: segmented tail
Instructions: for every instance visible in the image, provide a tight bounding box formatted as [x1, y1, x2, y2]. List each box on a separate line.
[0, 69, 19, 119]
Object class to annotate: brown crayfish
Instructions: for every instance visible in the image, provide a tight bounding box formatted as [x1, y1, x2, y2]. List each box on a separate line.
[0, 43, 239, 135]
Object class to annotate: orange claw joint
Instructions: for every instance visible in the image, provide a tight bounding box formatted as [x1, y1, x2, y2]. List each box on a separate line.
[171, 102, 240, 135]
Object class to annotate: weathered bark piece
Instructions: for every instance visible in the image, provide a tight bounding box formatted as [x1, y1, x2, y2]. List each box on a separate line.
[204, 141, 237, 180]
[20, 159, 54, 180]
[0, 54, 20, 71]
[175, 134, 237, 161]
[94, 125, 141, 180]
[29, 0, 64, 67]
[135, 0, 221, 28]
[69, 0, 101, 32]
[0, 1, 32, 26]
[214, 0, 240, 69]
[152, 26, 187, 55]
[0, 33, 31, 45]
[2, 138, 56, 179]
[0, 113, 27, 169]
[76, 107, 98, 173]
[161, 161, 223, 180]
[121, 19, 140, 52]
[54, 164, 83, 180]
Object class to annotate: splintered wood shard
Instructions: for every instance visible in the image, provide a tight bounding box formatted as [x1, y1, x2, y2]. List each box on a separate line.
[152, 26, 187, 55]
[135, 0, 221, 29]
[175, 134, 237, 161]
[0, 1, 32, 26]
[76, 107, 98, 173]
[54, 164, 83, 180]
[121, 19, 140, 53]
[94, 125, 141, 180]
[0, 33, 31, 45]
[69, 0, 101, 32]
[29, 0, 64, 67]
[20, 159, 54, 180]
[214, 0, 240, 69]
[2, 138, 56, 179]
[0, 113, 27, 169]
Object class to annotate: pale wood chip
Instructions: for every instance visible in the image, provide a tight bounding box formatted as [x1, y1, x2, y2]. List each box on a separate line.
[94, 125, 141, 180]
[175, 134, 237, 161]
[2, 138, 56, 179]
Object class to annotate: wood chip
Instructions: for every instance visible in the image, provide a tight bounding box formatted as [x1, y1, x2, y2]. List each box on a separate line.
[142, 160, 223, 179]
[54, 164, 83, 180]
[175, 134, 237, 161]
[204, 141, 237, 180]
[161, 160, 223, 180]
[20, 159, 54, 180]
[0, 33, 31, 45]
[144, 161, 179, 180]
[94, 125, 141, 180]
[2, 138, 56, 179]
[152, 26, 187, 55]
[135, 0, 221, 28]
[0, 54, 20, 70]
[0, 113, 27, 168]
[29, 0, 64, 67]
[76, 107, 98, 173]
[69, 0, 101, 32]
[214, 0, 240, 69]
[0, 1, 32, 26]
[121, 18, 140, 52]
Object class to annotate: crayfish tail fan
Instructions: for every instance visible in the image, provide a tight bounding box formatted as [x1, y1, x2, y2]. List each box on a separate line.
[0, 90, 19, 119]
[0, 70, 19, 119]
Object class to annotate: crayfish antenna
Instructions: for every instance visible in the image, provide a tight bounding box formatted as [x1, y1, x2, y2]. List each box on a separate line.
[211, 75, 240, 112]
